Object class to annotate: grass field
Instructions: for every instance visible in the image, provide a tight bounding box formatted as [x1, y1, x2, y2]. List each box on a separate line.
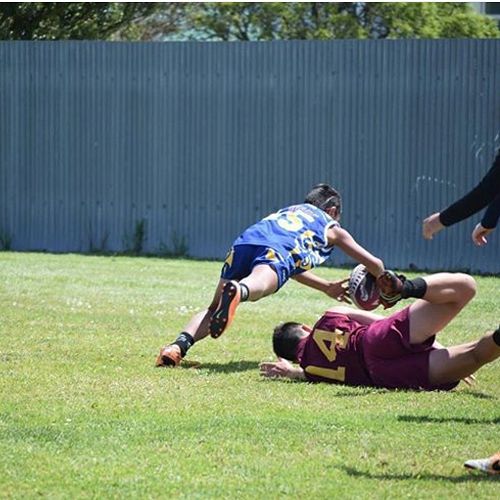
[0, 252, 498, 498]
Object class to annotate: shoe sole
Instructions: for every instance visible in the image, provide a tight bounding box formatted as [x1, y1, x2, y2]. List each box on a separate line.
[210, 281, 240, 338]
[377, 271, 403, 307]
[377, 272, 402, 295]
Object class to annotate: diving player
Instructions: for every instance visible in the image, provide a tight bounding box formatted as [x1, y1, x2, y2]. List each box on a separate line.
[156, 183, 389, 367]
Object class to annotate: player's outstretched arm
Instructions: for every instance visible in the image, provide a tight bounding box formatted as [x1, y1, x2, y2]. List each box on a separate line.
[292, 271, 351, 303]
[424, 152, 500, 241]
[327, 226, 384, 278]
[472, 192, 500, 245]
[259, 358, 306, 380]
[327, 305, 384, 325]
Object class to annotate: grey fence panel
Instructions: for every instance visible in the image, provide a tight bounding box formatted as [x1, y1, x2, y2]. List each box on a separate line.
[0, 40, 499, 273]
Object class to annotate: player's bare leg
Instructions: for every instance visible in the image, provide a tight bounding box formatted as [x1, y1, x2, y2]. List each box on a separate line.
[209, 265, 278, 338]
[239, 264, 279, 301]
[185, 279, 228, 341]
[156, 279, 227, 366]
[428, 327, 500, 385]
[158, 264, 280, 364]
[407, 273, 476, 345]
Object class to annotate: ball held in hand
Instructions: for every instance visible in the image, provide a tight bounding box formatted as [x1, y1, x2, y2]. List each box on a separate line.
[348, 264, 381, 311]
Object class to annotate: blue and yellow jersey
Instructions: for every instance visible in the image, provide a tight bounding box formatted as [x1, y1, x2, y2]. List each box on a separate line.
[233, 203, 338, 275]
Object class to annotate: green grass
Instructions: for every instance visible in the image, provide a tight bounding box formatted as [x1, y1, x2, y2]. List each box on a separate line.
[0, 252, 498, 498]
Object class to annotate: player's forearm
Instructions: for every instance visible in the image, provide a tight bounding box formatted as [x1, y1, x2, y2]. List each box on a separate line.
[340, 309, 384, 325]
[359, 256, 384, 279]
[292, 271, 329, 292]
[440, 153, 500, 227]
[345, 248, 384, 278]
[329, 227, 384, 278]
[481, 193, 500, 229]
[440, 186, 492, 226]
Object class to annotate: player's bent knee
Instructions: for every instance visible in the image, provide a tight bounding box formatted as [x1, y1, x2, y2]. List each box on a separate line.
[457, 273, 476, 301]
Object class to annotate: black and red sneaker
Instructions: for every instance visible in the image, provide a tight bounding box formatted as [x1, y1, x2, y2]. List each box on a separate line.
[209, 281, 241, 338]
[376, 270, 406, 309]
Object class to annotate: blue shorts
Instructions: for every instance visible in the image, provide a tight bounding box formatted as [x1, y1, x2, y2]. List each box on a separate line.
[220, 244, 294, 290]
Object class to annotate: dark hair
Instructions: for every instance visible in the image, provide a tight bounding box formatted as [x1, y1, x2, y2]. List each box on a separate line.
[304, 183, 342, 213]
[272, 322, 305, 362]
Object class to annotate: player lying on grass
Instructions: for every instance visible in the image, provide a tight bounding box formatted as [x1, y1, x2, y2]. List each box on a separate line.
[260, 272, 500, 391]
[157, 183, 400, 368]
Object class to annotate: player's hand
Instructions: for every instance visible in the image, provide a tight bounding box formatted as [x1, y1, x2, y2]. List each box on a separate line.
[260, 358, 299, 379]
[324, 278, 351, 303]
[471, 223, 493, 246]
[422, 212, 445, 240]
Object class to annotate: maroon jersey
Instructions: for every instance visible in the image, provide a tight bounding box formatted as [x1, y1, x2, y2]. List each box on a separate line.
[296, 311, 372, 386]
[296, 308, 459, 391]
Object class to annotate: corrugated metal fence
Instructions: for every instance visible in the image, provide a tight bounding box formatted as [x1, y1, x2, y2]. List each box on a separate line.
[0, 40, 499, 273]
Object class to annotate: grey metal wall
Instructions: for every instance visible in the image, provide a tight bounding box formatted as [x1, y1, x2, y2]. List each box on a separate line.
[0, 40, 499, 273]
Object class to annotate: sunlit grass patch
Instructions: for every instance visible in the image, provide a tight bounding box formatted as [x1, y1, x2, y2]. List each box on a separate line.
[0, 252, 498, 498]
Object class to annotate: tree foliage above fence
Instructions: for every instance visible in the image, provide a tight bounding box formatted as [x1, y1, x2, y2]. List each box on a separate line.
[1, 2, 499, 41]
[0, 2, 183, 40]
[189, 2, 500, 41]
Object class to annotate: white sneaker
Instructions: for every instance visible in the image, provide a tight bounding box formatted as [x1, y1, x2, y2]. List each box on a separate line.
[464, 452, 500, 475]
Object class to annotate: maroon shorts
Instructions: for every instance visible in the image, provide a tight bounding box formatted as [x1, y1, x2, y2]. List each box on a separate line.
[361, 307, 459, 391]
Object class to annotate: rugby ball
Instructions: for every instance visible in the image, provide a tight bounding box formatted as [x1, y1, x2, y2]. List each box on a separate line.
[348, 264, 381, 311]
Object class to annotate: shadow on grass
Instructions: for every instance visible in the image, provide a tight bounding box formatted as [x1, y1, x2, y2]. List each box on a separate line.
[181, 360, 260, 373]
[331, 387, 390, 397]
[459, 390, 497, 400]
[257, 382, 398, 392]
[331, 388, 496, 399]
[339, 465, 499, 483]
[397, 415, 500, 425]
